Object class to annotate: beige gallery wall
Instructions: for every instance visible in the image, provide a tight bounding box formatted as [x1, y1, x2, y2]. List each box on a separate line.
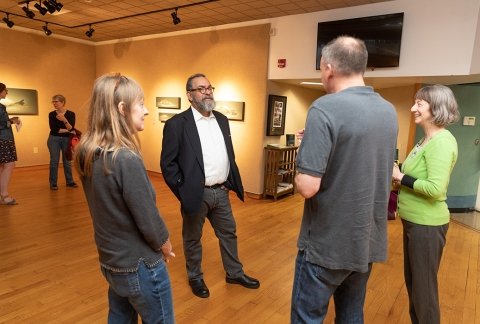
[94, 24, 271, 194]
[0, 28, 96, 168]
[1, 24, 415, 195]
[378, 85, 416, 161]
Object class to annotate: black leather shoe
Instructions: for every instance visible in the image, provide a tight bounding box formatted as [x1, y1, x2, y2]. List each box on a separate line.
[226, 274, 260, 289]
[189, 278, 210, 298]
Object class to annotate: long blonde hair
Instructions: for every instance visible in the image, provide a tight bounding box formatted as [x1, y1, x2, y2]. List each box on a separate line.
[74, 73, 144, 177]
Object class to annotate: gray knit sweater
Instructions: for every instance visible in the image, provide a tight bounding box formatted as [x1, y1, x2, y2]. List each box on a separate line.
[81, 148, 169, 272]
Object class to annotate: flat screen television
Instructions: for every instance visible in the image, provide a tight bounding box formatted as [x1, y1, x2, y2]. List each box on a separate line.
[316, 13, 404, 69]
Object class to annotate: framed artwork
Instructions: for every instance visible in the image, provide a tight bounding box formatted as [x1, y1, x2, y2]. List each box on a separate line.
[156, 97, 181, 109]
[215, 101, 245, 121]
[266, 95, 287, 136]
[1, 88, 38, 115]
[159, 112, 177, 123]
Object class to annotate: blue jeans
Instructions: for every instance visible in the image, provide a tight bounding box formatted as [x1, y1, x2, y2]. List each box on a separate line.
[291, 250, 372, 324]
[101, 261, 174, 324]
[47, 135, 74, 186]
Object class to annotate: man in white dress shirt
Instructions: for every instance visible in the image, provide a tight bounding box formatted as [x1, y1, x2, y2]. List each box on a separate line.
[161, 73, 260, 298]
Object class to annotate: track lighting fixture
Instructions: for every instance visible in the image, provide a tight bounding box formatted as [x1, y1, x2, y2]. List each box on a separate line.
[42, 0, 56, 14]
[85, 24, 95, 38]
[22, 3, 36, 19]
[171, 8, 181, 25]
[48, 0, 63, 12]
[43, 22, 52, 36]
[34, 1, 48, 15]
[2, 14, 14, 28]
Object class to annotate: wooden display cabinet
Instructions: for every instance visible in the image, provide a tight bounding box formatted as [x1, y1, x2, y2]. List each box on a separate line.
[263, 145, 298, 200]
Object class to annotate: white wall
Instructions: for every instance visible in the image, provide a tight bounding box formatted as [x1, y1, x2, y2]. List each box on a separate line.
[268, 0, 480, 80]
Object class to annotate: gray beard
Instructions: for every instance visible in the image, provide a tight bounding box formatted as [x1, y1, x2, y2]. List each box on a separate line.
[195, 99, 216, 113]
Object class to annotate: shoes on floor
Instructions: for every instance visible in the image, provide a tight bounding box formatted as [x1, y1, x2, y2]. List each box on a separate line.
[50, 185, 58, 191]
[66, 182, 78, 188]
[189, 278, 210, 298]
[0, 195, 17, 205]
[226, 274, 260, 289]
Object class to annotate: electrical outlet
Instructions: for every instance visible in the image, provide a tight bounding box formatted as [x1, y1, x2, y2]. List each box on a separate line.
[33, 147, 38, 153]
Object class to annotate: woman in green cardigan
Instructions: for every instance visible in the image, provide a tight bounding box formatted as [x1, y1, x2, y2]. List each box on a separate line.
[392, 84, 460, 324]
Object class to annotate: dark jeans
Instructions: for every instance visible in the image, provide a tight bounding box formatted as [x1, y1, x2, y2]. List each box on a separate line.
[101, 261, 174, 324]
[402, 219, 448, 324]
[291, 250, 372, 324]
[181, 186, 243, 279]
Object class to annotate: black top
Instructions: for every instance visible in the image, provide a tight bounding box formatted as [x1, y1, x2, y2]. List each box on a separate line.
[49, 110, 75, 137]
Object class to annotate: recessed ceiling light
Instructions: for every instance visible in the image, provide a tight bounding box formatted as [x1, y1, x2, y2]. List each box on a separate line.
[301, 82, 323, 86]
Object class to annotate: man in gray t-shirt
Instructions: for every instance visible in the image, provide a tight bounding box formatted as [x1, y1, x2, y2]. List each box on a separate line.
[291, 36, 398, 323]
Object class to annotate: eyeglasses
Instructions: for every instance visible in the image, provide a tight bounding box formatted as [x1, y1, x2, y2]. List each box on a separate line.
[188, 86, 215, 94]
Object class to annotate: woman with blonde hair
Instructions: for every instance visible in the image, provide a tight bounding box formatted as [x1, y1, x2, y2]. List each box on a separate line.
[392, 84, 460, 324]
[74, 73, 175, 323]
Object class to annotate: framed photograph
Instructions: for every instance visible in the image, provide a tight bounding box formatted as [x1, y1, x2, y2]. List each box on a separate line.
[1, 88, 38, 115]
[266, 95, 287, 136]
[156, 97, 181, 109]
[159, 112, 177, 123]
[215, 101, 245, 121]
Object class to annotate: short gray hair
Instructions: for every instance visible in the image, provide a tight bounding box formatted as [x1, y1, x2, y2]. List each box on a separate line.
[415, 85, 460, 126]
[52, 94, 66, 104]
[321, 36, 368, 76]
[186, 73, 206, 91]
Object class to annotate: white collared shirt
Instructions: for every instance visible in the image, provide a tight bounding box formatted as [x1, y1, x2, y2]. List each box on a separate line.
[191, 108, 230, 186]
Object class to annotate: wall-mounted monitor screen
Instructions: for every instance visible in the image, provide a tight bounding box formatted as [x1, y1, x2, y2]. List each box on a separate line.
[316, 12, 404, 69]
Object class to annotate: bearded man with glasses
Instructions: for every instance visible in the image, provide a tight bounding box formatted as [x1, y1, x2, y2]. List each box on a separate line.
[161, 73, 260, 298]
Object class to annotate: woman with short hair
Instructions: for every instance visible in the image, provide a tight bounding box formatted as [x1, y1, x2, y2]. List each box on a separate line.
[392, 84, 460, 324]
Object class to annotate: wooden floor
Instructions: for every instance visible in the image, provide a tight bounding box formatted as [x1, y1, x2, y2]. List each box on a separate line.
[1, 166, 479, 323]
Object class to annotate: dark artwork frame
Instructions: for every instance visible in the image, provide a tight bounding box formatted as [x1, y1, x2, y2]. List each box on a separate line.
[266, 95, 287, 136]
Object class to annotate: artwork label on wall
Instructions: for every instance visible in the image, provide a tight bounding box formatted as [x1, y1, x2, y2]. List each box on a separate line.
[215, 101, 245, 121]
[266, 95, 287, 136]
[0, 88, 38, 115]
[156, 97, 181, 109]
[159, 112, 177, 123]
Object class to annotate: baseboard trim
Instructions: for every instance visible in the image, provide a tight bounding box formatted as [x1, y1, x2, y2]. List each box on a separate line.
[449, 207, 476, 213]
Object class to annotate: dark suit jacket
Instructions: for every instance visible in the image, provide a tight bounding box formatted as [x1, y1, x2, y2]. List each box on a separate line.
[160, 108, 244, 214]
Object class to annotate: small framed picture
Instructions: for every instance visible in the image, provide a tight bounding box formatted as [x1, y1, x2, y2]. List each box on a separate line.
[266, 95, 287, 136]
[159, 112, 177, 123]
[215, 101, 245, 121]
[156, 97, 181, 109]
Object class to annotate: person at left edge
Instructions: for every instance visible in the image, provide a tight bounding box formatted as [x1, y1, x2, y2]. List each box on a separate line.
[161, 73, 259, 298]
[0, 83, 20, 205]
[47, 94, 78, 190]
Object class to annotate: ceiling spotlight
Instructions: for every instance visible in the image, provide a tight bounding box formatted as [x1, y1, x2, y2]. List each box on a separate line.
[42, 0, 56, 14]
[43, 23, 52, 36]
[2, 14, 14, 28]
[22, 3, 36, 19]
[171, 8, 181, 25]
[85, 25, 95, 38]
[48, 0, 63, 12]
[34, 1, 48, 15]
